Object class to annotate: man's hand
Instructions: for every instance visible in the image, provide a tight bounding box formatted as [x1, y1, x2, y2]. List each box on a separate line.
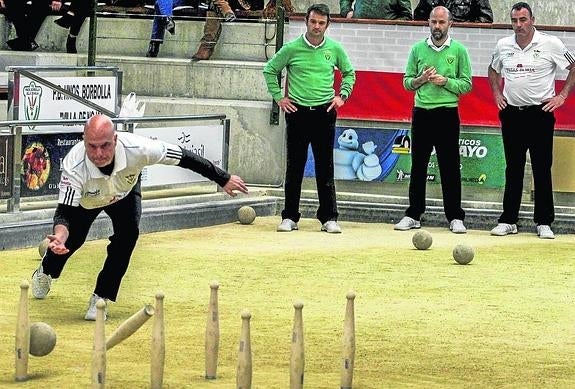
[223, 174, 248, 197]
[50, 0, 62, 11]
[277, 97, 298, 113]
[327, 95, 346, 112]
[542, 94, 566, 112]
[47, 234, 69, 255]
[428, 73, 447, 86]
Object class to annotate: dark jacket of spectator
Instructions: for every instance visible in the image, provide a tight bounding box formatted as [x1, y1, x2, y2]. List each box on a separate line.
[413, 0, 493, 23]
[340, 0, 412, 20]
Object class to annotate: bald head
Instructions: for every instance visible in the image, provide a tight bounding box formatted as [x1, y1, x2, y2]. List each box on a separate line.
[84, 115, 117, 167]
[430, 6, 452, 21]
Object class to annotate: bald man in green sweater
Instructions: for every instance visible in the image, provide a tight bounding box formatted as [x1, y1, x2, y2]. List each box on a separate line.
[394, 5, 472, 233]
[263, 3, 355, 234]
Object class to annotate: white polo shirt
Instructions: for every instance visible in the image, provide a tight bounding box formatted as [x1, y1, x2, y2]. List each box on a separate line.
[490, 28, 575, 106]
[58, 132, 182, 209]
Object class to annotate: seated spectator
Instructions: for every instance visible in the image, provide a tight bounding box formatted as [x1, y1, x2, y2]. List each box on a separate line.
[191, 0, 264, 61]
[340, 0, 412, 20]
[413, 0, 493, 23]
[53, 0, 92, 53]
[146, 0, 181, 57]
[4, 0, 62, 51]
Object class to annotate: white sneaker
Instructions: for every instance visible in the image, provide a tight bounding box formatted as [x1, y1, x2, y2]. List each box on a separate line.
[394, 216, 421, 231]
[31, 265, 52, 299]
[537, 225, 555, 239]
[490, 223, 518, 236]
[277, 219, 298, 232]
[321, 220, 342, 234]
[85, 293, 108, 321]
[449, 219, 467, 234]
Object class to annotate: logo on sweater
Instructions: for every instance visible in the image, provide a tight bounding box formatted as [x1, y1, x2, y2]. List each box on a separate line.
[125, 174, 137, 185]
[446, 55, 455, 64]
[324, 51, 332, 61]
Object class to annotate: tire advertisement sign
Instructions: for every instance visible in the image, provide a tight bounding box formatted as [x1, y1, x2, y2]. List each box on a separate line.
[304, 127, 505, 189]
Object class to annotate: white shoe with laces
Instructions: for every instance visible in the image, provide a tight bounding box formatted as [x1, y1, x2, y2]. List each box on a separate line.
[85, 293, 108, 321]
[394, 216, 421, 231]
[277, 219, 298, 232]
[31, 265, 52, 299]
[321, 220, 342, 234]
[449, 219, 467, 234]
[537, 225, 555, 239]
[490, 223, 518, 236]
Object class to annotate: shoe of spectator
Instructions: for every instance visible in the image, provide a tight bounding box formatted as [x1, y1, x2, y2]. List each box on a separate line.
[165, 17, 176, 35]
[66, 35, 77, 54]
[449, 219, 467, 234]
[490, 223, 518, 236]
[536, 225, 555, 239]
[192, 44, 213, 61]
[393, 216, 421, 231]
[146, 41, 160, 58]
[277, 218, 298, 232]
[55, 13, 73, 29]
[7, 38, 39, 51]
[84, 293, 108, 321]
[31, 265, 52, 299]
[321, 220, 342, 234]
[223, 11, 236, 22]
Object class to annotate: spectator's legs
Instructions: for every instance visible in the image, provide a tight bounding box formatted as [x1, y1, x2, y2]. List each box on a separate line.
[192, 10, 222, 60]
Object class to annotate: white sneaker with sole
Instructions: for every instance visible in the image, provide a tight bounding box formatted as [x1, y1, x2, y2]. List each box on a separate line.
[490, 223, 518, 236]
[31, 265, 52, 299]
[394, 216, 421, 231]
[277, 219, 298, 232]
[321, 220, 342, 233]
[449, 219, 467, 234]
[537, 225, 555, 239]
[85, 293, 108, 321]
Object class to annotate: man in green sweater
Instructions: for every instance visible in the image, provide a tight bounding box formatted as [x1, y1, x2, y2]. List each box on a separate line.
[340, 0, 413, 20]
[263, 3, 355, 234]
[394, 5, 472, 233]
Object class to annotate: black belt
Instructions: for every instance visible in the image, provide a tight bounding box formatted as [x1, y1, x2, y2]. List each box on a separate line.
[293, 102, 331, 111]
[508, 104, 544, 111]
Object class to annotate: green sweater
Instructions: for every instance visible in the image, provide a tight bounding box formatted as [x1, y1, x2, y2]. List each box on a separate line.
[263, 35, 356, 106]
[403, 38, 472, 109]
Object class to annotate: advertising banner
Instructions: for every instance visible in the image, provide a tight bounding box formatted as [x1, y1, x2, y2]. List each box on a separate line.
[16, 76, 117, 132]
[304, 127, 505, 189]
[135, 125, 225, 187]
[20, 133, 83, 197]
[0, 135, 13, 199]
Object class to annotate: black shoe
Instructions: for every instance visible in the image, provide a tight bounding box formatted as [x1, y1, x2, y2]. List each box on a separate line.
[55, 13, 73, 29]
[7, 38, 39, 51]
[165, 17, 175, 35]
[66, 36, 77, 54]
[146, 41, 160, 58]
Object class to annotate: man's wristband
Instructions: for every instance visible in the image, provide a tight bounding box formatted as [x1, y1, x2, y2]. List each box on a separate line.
[339, 94, 348, 102]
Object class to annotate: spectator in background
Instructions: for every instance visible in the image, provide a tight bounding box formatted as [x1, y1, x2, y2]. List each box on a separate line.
[146, 0, 181, 57]
[53, 0, 92, 53]
[487, 2, 575, 239]
[191, 0, 264, 61]
[394, 6, 472, 233]
[4, 0, 62, 51]
[340, 0, 412, 20]
[414, 0, 493, 23]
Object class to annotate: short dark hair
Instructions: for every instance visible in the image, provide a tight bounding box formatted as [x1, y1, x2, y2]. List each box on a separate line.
[306, 3, 331, 23]
[511, 2, 533, 18]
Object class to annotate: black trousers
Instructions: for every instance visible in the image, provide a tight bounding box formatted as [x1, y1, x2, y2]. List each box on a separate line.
[406, 106, 465, 222]
[4, 0, 53, 43]
[282, 103, 338, 224]
[498, 105, 555, 225]
[42, 185, 142, 302]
